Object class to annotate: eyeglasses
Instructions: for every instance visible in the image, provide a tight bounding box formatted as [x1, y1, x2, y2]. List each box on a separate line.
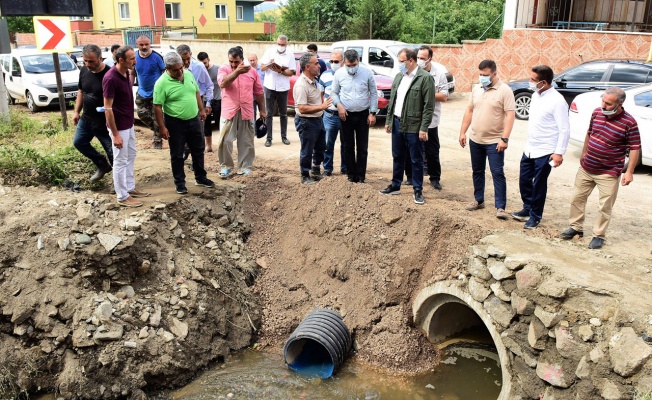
[329, 60, 340, 64]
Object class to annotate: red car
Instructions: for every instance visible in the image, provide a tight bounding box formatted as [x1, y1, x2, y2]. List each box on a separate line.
[288, 52, 392, 117]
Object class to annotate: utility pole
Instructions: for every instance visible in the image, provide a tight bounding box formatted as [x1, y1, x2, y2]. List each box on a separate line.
[431, 11, 436, 44]
[369, 13, 372, 39]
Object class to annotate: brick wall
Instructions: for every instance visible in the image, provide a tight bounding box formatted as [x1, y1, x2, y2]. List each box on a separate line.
[73, 32, 124, 48]
[433, 29, 652, 92]
[15, 33, 36, 47]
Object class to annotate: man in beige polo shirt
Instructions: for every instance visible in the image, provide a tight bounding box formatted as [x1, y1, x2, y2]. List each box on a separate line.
[293, 52, 333, 185]
[459, 59, 516, 219]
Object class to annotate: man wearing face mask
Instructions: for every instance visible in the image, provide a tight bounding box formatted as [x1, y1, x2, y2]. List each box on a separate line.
[134, 35, 166, 149]
[331, 49, 378, 183]
[260, 35, 296, 147]
[459, 59, 515, 219]
[560, 87, 640, 249]
[512, 65, 569, 230]
[318, 50, 346, 176]
[380, 48, 434, 205]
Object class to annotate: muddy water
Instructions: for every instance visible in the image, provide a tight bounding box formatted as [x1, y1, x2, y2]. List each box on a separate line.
[159, 342, 501, 400]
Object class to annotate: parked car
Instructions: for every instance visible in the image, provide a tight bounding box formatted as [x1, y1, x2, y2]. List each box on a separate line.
[3, 49, 79, 112]
[70, 45, 85, 68]
[568, 83, 652, 170]
[331, 40, 455, 94]
[288, 52, 393, 117]
[508, 59, 652, 120]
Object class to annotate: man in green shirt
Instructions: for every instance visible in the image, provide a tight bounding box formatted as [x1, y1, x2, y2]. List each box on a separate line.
[154, 52, 215, 194]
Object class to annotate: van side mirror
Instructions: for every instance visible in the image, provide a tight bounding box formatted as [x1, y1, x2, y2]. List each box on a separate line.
[12, 70, 21, 77]
[383, 60, 394, 68]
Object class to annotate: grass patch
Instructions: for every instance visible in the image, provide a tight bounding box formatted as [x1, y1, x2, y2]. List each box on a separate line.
[0, 111, 99, 187]
[635, 390, 652, 400]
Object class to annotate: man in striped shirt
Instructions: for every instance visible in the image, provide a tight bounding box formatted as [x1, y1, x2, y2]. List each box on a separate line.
[560, 87, 641, 249]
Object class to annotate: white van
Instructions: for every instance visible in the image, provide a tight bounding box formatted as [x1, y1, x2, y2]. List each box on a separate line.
[331, 39, 455, 93]
[2, 49, 79, 112]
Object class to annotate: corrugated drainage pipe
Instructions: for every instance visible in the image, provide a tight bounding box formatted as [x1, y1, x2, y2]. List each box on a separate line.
[283, 308, 352, 378]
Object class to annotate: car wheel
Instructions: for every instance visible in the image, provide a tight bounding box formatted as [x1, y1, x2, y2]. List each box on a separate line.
[514, 92, 532, 120]
[26, 91, 40, 112]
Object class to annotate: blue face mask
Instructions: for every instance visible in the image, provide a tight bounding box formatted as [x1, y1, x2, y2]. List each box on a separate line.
[346, 65, 359, 75]
[479, 75, 492, 87]
[399, 62, 408, 75]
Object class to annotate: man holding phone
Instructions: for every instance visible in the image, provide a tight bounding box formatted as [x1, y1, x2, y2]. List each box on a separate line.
[511, 65, 569, 229]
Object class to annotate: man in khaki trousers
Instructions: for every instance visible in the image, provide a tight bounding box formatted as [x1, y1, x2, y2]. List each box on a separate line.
[559, 87, 641, 249]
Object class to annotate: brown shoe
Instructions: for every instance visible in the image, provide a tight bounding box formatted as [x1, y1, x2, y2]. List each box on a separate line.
[466, 200, 485, 211]
[496, 208, 509, 220]
[118, 197, 143, 208]
[128, 188, 151, 198]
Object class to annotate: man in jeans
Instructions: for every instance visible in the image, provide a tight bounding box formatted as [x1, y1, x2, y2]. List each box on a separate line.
[331, 49, 378, 183]
[319, 50, 345, 176]
[134, 35, 165, 149]
[293, 52, 332, 185]
[153, 52, 214, 194]
[197, 51, 222, 152]
[459, 59, 515, 219]
[103, 46, 150, 207]
[72, 44, 113, 183]
[260, 34, 295, 147]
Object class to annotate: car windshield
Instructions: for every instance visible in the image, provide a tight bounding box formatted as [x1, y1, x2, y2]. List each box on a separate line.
[387, 44, 419, 56]
[20, 54, 77, 74]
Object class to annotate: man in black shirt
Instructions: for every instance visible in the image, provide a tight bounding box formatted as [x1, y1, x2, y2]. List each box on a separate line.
[72, 44, 114, 183]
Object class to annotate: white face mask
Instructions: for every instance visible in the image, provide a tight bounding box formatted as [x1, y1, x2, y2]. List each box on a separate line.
[602, 106, 618, 116]
[417, 59, 428, 68]
[330, 63, 341, 72]
[277, 45, 286, 54]
[528, 81, 541, 91]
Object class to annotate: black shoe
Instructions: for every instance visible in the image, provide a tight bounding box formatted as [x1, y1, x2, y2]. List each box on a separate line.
[301, 175, 317, 185]
[379, 185, 401, 195]
[195, 178, 215, 188]
[176, 185, 188, 194]
[347, 176, 359, 183]
[310, 168, 323, 181]
[588, 237, 605, 249]
[153, 141, 163, 150]
[560, 227, 583, 240]
[403, 179, 413, 186]
[414, 190, 425, 205]
[265, 139, 272, 147]
[430, 180, 442, 190]
[324, 171, 333, 176]
[89, 166, 112, 183]
[511, 208, 531, 222]
[282, 137, 291, 145]
[524, 217, 540, 230]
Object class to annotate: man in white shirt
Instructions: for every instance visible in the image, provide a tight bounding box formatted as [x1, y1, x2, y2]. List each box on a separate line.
[260, 34, 296, 147]
[512, 65, 570, 229]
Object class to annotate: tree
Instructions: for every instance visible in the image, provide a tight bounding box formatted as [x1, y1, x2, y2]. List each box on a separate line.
[347, 0, 406, 40]
[6, 16, 34, 33]
[277, 0, 350, 42]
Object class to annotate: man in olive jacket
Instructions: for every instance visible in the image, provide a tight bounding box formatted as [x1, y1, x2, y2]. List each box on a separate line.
[381, 48, 434, 205]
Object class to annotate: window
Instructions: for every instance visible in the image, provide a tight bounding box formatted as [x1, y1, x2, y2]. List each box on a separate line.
[609, 64, 650, 84]
[369, 47, 392, 66]
[12, 57, 20, 74]
[347, 47, 364, 59]
[559, 63, 609, 83]
[634, 90, 652, 107]
[70, 16, 92, 21]
[118, 3, 130, 20]
[215, 4, 227, 19]
[165, 3, 181, 19]
[236, 6, 244, 21]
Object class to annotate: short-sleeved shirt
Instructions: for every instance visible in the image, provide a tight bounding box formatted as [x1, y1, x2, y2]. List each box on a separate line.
[581, 108, 641, 176]
[293, 73, 323, 118]
[206, 64, 222, 101]
[102, 66, 135, 131]
[468, 79, 516, 144]
[78, 64, 110, 125]
[153, 70, 200, 120]
[135, 51, 165, 98]
[217, 65, 264, 121]
[260, 47, 295, 92]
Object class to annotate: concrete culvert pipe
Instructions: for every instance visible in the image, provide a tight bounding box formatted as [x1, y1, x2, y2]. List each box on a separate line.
[283, 308, 352, 378]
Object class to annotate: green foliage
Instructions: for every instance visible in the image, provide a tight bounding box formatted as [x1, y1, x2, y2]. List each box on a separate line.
[5, 16, 34, 33]
[277, 0, 350, 42]
[347, 0, 406, 40]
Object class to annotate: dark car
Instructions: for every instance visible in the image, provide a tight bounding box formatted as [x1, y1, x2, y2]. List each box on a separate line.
[508, 59, 652, 120]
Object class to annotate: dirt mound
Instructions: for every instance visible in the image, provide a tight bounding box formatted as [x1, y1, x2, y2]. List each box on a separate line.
[244, 164, 488, 373]
[0, 183, 259, 399]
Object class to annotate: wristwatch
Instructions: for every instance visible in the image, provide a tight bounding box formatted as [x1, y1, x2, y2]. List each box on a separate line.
[501, 137, 509, 143]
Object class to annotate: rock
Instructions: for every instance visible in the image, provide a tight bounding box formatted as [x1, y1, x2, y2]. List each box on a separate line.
[468, 278, 491, 302]
[575, 356, 590, 379]
[256, 257, 268, 269]
[149, 304, 161, 327]
[206, 240, 218, 249]
[154, 204, 166, 210]
[162, 330, 175, 342]
[609, 327, 652, 377]
[72, 327, 96, 347]
[37, 235, 45, 250]
[120, 286, 135, 298]
[124, 218, 141, 231]
[601, 379, 623, 400]
[93, 324, 124, 341]
[485, 245, 505, 259]
[93, 302, 113, 323]
[483, 295, 515, 329]
[76, 234, 92, 245]
[124, 341, 137, 348]
[504, 256, 528, 271]
[470, 245, 488, 259]
[468, 256, 492, 281]
[515, 265, 543, 290]
[490, 282, 511, 302]
[528, 319, 548, 350]
[535, 306, 564, 328]
[169, 296, 179, 305]
[14, 325, 28, 336]
[487, 259, 513, 280]
[589, 318, 602, 327]
[170, 318, 188, 339]
[140, 312, 150, 322]
[77, 204, 94, 225]
[578, 325, 594, 342]
[380, 205, 402, 225]
[179, 288, 189, 298]
[97, 233, 121, 252]
[536, 359, 574, 388]
[57, 238, 70, 251]
[511, 292, 534, 315]
[537, 279, 569, 299]
[590, 346, 605, 363]
[10, 305, 34, 325]
[503, 336, 538, 368]
[138, 260, 151, 275]
[555, 325, 579, 357]
[139, 327, 150, 339]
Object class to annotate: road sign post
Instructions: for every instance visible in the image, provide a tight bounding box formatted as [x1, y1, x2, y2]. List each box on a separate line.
[52, 53, 67, 130]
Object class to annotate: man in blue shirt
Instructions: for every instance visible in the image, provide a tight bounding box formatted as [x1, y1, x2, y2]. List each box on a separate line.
[134, 35, 166, 149]
[331, 49, 378, 183]
[318, 50, 346, 176]
[176, 44, 214, 136]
